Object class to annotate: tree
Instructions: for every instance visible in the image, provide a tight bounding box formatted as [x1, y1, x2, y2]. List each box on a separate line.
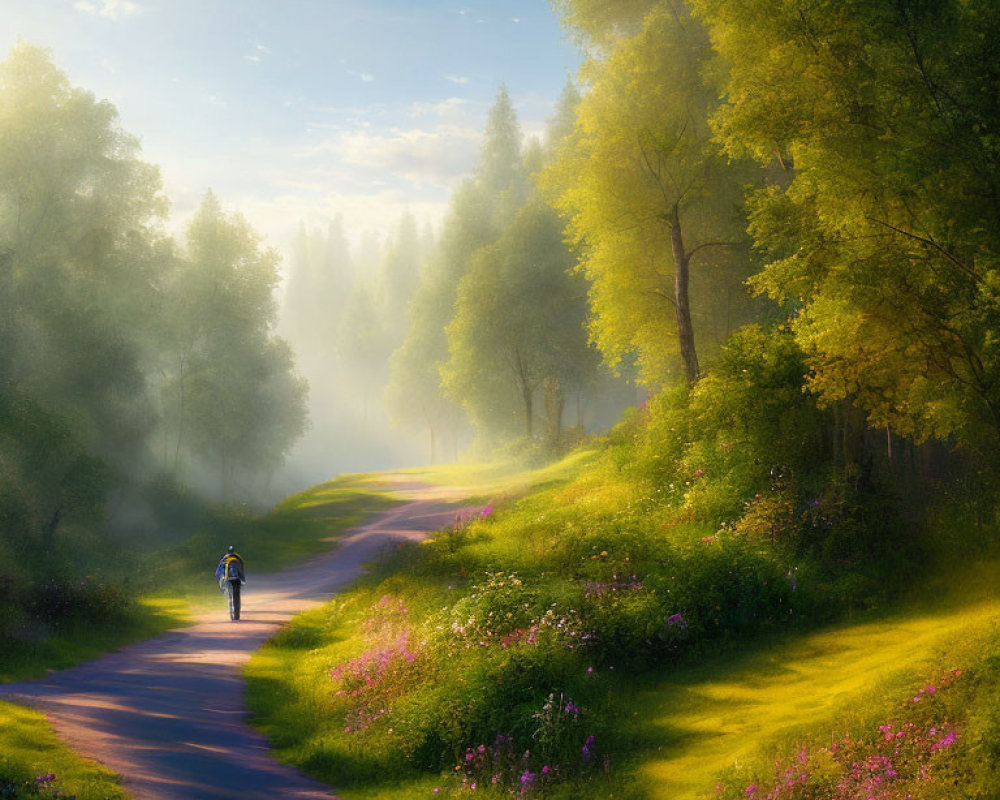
[544, 1, 758, 387]
[164, 193, 307, 495]
[694, 0, 1000, 452]
[442, 195, 598, 444]
[0, 42, 169, 470]
[386, 87, 529, 458]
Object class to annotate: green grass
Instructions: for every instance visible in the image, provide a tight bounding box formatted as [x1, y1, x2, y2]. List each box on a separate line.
[150, 474, 403, 604]
[631, 596, 1000, 798]
[0, 700, 130, 799]
[0, 598, 187, 684]
[397, 448, 600, 498]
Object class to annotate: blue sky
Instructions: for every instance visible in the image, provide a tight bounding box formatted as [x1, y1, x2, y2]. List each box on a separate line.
[2, 0, 583, 252]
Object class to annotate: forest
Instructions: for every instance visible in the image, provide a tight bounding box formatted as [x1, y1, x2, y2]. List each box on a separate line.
[3, 0, 1000, 798]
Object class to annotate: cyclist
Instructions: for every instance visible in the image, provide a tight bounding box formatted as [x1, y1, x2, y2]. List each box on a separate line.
[215, 546, 246, 621]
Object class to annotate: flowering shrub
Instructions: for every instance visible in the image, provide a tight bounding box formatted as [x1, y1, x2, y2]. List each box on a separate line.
[715, 671, 965, 800]
[434, 572, 588, 653]
[329, 595, 424, 734]
[434, 724, 603, 798]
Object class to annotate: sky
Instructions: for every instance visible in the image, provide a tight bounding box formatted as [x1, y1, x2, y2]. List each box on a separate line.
[1, 0, 584, 254]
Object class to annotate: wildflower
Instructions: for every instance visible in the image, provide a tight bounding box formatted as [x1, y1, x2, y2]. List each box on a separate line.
[582, 734, 595, 757]
[745, 785, 757, 797]
[520, 769, 536, 785]
[480, 505, 494, 519]
[931, 730, 958, 751]
[432, 790, 440, 795]
[542, 766, 550, 774]
[666, 612, 686, 627]
[587, 666, 594, 675]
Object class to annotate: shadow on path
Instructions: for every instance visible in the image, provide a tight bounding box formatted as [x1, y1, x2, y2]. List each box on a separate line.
[1, 479, 479, 800]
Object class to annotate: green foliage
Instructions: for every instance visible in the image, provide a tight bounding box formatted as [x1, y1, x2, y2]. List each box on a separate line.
[388, 82, 619, 457]
[694, 0, 1000, 454]
[544, 1, 761, 386]
[442, 195, 598, 444]
[163, 191, 308, 496]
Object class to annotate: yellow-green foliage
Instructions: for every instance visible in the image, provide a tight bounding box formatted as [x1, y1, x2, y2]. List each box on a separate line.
[0, 700, 129, 799]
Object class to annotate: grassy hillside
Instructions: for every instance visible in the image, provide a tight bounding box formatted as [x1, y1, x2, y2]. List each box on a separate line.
[245, 331, 1000, 799]
[246, 451, 1000, 799]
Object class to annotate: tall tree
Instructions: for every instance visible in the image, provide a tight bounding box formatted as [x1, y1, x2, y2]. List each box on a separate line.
[386, 87, 529, 458]
[695, 0, 1000, 452]
[442, 195, 598, 444]
[545, 1, 758, 387]
[165, 193, 307, 495]
[0, 42, 169, 468]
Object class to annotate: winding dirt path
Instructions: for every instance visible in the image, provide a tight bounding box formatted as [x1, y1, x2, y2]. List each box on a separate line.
[1, 479, 478, 800]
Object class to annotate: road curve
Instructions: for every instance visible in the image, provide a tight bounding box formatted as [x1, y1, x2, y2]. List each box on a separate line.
[1, 479, 478, 800]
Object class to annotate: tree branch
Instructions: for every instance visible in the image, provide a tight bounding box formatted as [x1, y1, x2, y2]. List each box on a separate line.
[865, 216, 979, 280]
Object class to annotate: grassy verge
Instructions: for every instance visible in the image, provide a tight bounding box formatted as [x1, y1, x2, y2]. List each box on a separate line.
[0, 599, 187, 685]
[636, 596, 1000, 798]
[397, 448, 600, 500]
[0, 474, 401, 685]
[0, 700, 129, 799]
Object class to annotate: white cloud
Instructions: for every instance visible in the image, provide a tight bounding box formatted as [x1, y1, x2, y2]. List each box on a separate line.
[75, 0, 142, 20]
[311, 124, 480, 189]
[409, 97, 472, 121]
[345, 69, 376, 83]
[444, 74, 470, 85]
[244, 42, 270, 63]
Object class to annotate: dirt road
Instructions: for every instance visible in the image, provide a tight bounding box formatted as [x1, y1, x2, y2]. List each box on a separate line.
[1, 481, 477, 800]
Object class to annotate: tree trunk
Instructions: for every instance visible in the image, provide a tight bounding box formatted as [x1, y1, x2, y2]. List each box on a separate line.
[544, 376, 564, 448]
[669, 204, 700, 384]
[522, 382, 534, 437]
[173, 372, 186, 473]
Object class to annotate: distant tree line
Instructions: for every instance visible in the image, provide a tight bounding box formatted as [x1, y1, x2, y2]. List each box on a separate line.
[0, 43, 308, 561]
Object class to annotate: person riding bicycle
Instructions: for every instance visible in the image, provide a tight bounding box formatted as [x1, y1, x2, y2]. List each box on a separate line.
[215, 546, 246, 621]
